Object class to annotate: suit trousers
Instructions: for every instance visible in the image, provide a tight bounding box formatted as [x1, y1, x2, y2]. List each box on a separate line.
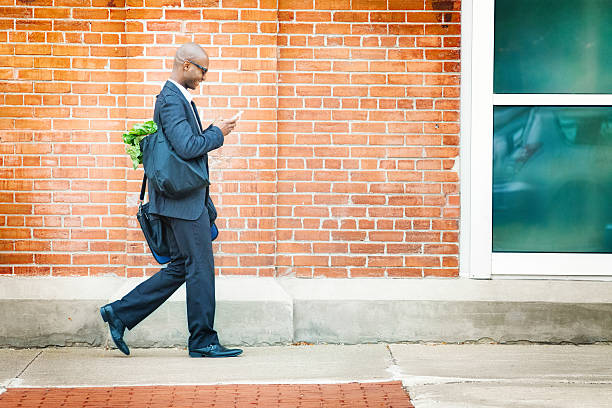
[111, 206, 219, 349]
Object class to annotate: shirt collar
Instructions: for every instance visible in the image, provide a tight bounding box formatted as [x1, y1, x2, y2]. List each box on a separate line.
[168, 78, 193, 104]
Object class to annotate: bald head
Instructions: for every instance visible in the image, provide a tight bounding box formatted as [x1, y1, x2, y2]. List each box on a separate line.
[170, 42, 209, 91]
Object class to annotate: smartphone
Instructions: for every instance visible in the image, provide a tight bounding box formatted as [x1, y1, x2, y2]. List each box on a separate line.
[230, 110, 244, 121]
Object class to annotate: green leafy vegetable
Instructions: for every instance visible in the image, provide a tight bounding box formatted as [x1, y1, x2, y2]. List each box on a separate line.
[122, 120, 157, 169]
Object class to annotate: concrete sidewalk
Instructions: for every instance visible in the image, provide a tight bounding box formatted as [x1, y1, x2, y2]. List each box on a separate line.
[1, 344, 610, 407]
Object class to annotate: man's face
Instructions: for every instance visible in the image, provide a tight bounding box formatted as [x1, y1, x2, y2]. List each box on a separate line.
[184, 56, 208, 90]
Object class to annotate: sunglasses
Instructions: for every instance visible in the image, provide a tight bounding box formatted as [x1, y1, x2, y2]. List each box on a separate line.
[186, 60, 208, 75]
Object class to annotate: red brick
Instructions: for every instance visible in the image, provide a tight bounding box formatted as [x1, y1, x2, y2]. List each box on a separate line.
[279, 22, 313, 34]
[315, 0, 349, 9]
[316, 23, 351, 34]
[280, 0, 313, 7]
[53, 20, 91, 31]
[389, 24, 424, 35]
[242, 9, 278, 20]
[296, 11, 331, 21]
[15, 44, 51, 55]
[391, 0, 424, 9]
[0, 253, 34, 264]
[333, 11, 368, 22]
[351, 0, 386, 9]
[0, 228, 31, 239]
[52, 45, 89, 56]
[72, 8, 109, 19]
[182, 0, 218, 5]
[16, 20, 53, 31]
[371, 12, 406, 22]
[333, 61, 368, 72]
[351, 23, 388, 35]
[34, 7, 71, 19]
[0, 7, 32, 18]
[147, 21, 181, 31]
[425, 23, 461, 35]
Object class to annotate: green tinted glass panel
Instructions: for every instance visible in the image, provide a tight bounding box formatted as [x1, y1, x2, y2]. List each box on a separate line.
[493, 106, 612, 252]
[494, 0, 612, 94]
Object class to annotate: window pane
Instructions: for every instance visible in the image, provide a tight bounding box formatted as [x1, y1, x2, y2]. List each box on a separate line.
[494, 0, 612, 94]
[493, 106, 612, 252]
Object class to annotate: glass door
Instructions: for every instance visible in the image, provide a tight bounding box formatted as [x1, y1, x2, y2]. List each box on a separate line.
[469, 0, 612, 279]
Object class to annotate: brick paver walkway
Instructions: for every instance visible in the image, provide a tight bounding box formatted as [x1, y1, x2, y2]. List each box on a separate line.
[0, 381, 413, 407]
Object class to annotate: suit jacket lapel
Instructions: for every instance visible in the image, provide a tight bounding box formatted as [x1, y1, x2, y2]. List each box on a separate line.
[163, 81, 200, 131]
[162, 81, 210, 177]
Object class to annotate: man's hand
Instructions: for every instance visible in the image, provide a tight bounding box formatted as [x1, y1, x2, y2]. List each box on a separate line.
[212, 117, 237, 136]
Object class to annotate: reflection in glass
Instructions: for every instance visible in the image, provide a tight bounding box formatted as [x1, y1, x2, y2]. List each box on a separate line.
[493, 106, 612, 252]
[494, 0, 612, 94]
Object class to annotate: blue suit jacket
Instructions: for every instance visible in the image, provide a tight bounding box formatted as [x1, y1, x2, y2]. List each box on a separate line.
[148, 80, 224, 220]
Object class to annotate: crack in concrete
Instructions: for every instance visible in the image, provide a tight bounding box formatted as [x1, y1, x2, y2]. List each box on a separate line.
[386, 344, 399, 366]
[385, 344, 405, 383]
[6, 350, 43, 388]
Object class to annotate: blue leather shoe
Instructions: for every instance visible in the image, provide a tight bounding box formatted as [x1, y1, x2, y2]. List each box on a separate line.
[189, 344, 243, 358]
[100, 304, 130, 356]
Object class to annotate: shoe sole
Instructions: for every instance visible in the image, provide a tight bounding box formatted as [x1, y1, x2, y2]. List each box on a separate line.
[189, 351, 243, 358]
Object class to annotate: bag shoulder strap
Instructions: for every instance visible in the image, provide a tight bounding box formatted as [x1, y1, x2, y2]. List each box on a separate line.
[140, 174, 147, 203]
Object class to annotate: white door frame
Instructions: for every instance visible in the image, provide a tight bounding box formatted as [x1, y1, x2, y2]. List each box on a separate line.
[459, 0, 612, 280]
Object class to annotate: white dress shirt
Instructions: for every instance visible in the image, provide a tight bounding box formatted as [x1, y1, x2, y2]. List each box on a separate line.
[168, 78, 193, 103]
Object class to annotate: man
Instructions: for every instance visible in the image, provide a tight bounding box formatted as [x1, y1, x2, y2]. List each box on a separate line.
[100, 43, 241, 358]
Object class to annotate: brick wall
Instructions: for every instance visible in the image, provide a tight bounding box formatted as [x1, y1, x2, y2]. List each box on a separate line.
[0, 0, 461, 278]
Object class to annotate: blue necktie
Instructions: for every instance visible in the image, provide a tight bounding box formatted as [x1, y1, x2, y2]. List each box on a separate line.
[190, 101, 203, 132]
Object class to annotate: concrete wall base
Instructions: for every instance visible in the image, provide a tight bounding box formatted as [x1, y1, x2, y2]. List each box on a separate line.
[1, 277, 610, 348]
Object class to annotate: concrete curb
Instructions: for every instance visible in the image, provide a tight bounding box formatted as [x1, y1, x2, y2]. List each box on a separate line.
[1, 277, 611, 347]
